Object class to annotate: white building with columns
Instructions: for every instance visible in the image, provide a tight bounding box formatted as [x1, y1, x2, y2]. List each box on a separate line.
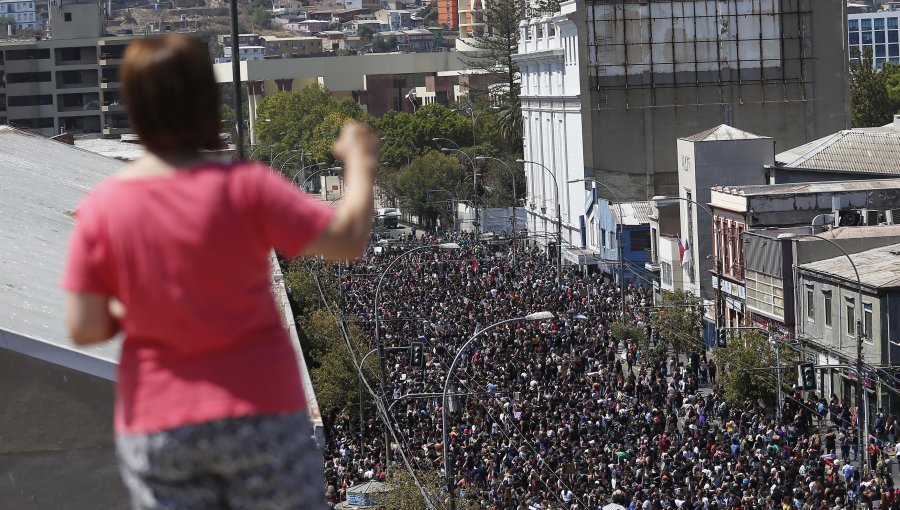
[515, 0, 600, 265]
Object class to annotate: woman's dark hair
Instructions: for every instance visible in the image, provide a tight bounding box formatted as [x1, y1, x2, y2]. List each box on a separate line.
[121, 34, 221, 154]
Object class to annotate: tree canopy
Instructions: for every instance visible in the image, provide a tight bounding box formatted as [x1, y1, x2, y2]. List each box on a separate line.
[850, 48, 899, 127]
[255, 85, 374, 173]
[650, 290, 703, 355]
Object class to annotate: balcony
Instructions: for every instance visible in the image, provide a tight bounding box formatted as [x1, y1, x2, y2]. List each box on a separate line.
[101, 101, 125, 112]
[100, 78, 121, 89]
[98, 54, 123, 66]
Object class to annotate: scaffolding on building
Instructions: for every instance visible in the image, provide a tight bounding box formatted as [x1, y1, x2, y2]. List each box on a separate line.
[585, 0, 816, 110]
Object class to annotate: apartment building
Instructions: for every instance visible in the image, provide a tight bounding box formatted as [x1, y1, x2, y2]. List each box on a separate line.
[0, 0, 38, 31]
[261, 35, 324, 57]
[849, 7, 900, 68]
[0, 0, 135, 137]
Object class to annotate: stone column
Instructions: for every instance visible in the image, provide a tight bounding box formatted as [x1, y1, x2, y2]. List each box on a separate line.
[247, 80, 265, 146]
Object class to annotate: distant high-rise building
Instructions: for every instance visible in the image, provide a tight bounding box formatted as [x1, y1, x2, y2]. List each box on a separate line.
[438, 0, 459, 29]
[458, 0, 486, 38]
[848, 8, 900, 68]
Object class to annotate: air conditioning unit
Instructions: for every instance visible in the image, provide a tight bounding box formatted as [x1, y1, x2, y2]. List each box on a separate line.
[838, 209, 863, 227]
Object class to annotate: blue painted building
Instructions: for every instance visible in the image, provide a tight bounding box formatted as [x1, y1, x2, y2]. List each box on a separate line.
[595, 199, 654, 289]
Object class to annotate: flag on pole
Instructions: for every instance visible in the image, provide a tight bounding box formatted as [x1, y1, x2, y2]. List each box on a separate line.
[681, 239, 693, 271]
[678, 237, 686, 264]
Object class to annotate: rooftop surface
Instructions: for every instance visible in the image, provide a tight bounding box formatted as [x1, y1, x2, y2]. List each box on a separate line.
[610, 201, 652, 226]
[800, 241, 900, 289]
[749, 225, 900, 240]
[680, 124, 768, 142]
[712, 177, 900, 196]
[775, 122, 900, 174]
[0, 126, 124, 368]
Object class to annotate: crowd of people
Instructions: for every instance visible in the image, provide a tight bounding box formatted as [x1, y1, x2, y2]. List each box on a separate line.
[321, 232, 900, 510]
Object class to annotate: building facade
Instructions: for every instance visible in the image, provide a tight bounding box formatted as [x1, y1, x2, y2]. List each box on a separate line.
[798, 244, 900, 413]
[0, 7, 133, 137]
[0, 0, 37, 31]
[438, 0, 459, 29]
[515, 0, 851, 258]
[848, 8, 900, 68]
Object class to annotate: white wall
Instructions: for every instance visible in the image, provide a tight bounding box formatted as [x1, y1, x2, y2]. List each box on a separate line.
[518, 4, 587, 254]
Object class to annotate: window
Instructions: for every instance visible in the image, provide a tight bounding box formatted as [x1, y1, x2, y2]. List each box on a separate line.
[600, 228, 606, 248]
[847, 298, 856, 336]
[875, 18, 885, 30]
[850, 32, 860, 45]
[630, 230, 651, 252]
[661, 262, 673, 286]
[850, 19, 859, 31]
[7, 94, 51, 106]
[609, 231, 616, 250]
[806, 287, 815, 320]
[862, 18, 872, 30]
[745, 269, 785, 319]
[863, 303, 873, 340]
[824, 291, 832, 328]
[6, 71, 51, 83]
[876, 31, 886, 44]
[863, 32, 873, 44]
[5, 48, 49, 60]
[889, 17, 898, 29]
[64, 12, 71, 21]
[589, 219, 596, 247]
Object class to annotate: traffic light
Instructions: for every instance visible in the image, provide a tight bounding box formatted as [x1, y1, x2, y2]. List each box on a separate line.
[799, 362, 816, 391]
[716, 328, 727, 348]
[410, 342, 425, 368]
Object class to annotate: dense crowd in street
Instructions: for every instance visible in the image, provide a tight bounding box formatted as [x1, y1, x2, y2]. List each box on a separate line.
[321, 232, 900, 510]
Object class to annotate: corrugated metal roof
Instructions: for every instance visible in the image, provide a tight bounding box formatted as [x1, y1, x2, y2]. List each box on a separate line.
[680, 124, 767, 142]
[800, 242, 900, 288]
[712, 177, 900, 196]
[775, 128, 900, 174]
[610, 201, 652, 226]
[0, 126, 123, 364]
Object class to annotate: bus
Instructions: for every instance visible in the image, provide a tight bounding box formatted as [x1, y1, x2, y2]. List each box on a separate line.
[375, 207, 401, 229]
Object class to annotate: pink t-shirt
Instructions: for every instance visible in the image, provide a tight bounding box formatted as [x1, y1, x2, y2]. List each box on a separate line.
[62, 161, 334, 434]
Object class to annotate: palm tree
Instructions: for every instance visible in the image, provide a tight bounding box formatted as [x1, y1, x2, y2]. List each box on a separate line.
[494, 92, 522, 151]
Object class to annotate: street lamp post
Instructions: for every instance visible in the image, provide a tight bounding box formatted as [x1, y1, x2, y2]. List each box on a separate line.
[570, 177, 625, 317]
[442, 312, 554, 510]
[778, 231, 868, 480]
[373, 243, 461, 474]
[475, 156, 519, 264]
[434, 138, 480, 242]
[651, 195, 723, 350]
[452, 104, 481, 146]
[289, 161, 326, 186]
[517, 159, 562, 286]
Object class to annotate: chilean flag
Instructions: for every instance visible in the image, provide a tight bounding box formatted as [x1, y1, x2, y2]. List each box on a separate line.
[679, 237, 693, 271]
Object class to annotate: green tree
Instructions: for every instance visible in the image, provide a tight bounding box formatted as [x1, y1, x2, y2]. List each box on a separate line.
[358, 23, 377, 42]
[716, 331, 792, 407]
[255, 85, 373, 170]
[374, 34, 399, 53]
[375, 104, 472, 171]
[883, 62, 900, 114]
[381, 470, 479, 510]
[493, 92, 523, 150]
[651, 290, 703, 356]
[306, 311, 377, 414]
[476, 157, 525, 208]
[391, 150, 466, 226]
[850, 48, 895, 127]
